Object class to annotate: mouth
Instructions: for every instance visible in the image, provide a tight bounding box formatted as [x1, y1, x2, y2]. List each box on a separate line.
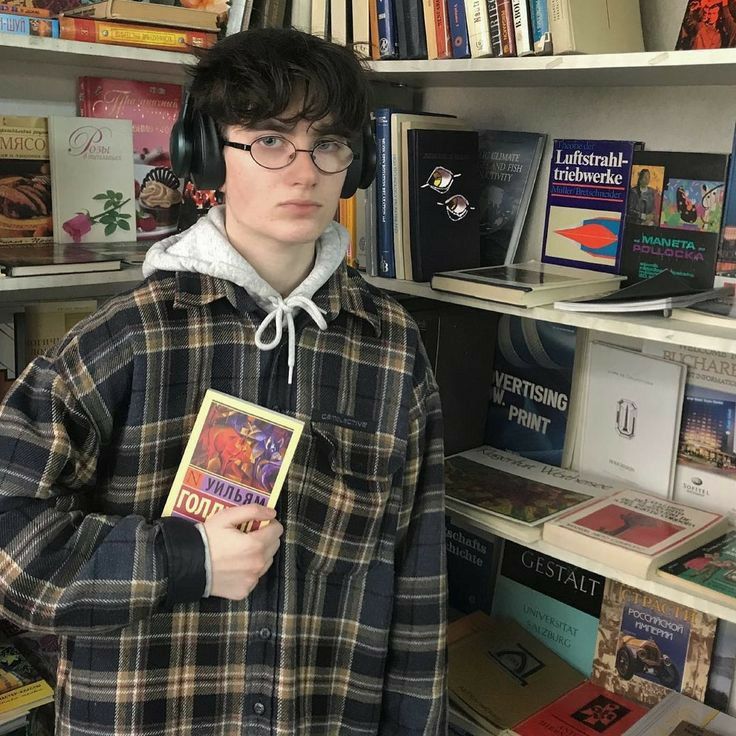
[280, 200, 321, 210]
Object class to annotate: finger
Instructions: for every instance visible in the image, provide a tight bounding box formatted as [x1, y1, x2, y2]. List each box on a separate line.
[207, 504, 277, 527]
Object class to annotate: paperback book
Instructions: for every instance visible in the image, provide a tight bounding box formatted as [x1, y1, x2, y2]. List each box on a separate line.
[484, 314, 576, 466]
[671, 293, 736, 328]
[541, 139, 642, 274]
[162, 390, 304, 530]
[676, 0, 736, 50]
[444, 445, 616, 543]
[542, 489, 730, 578]
[476, 129, 546, 266]
[620, 150, 729, 289]
[430, 260, 625, 307]
[0, 636, 54, 725]
[590, 580, 717, 708]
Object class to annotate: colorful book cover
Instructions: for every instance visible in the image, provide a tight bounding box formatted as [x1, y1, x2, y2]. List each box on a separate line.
[48, 116, 136, 245]
[445, 513, 502, 615]
[529, 0, 551, 54]
[645, 343, 736, 517]
[676, 0, 736, 50]
[477, 129, 546, 266]
[162, 389, 304, 531]
[620, 150, 729, 288]
[541, 139, 641, 274]
[514, 681, 648, 736]
[0, 115, 52, 246]
[484, 314, 576, 466]
[0, 12, 57, 35]
[78, 77, 184, 240]
[444, 445, 613, 527]
[0, 637, 54, 719]
[716, 122, 736, 278]
[591, 579, 717, 707]
[491, 541, 605, 675]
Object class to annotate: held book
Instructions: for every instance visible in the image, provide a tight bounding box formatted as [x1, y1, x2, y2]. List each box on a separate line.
[541, 489, 730, 578]
[620, 150, 730, 289]
[513, 681, 648, 736]
[430, 260, 625, 307]
[576, 341, 686, 498]
[162, 390, 304, 530]
[477, 129, 547, 267]
[444, 445, 617, 543]
[541, 139, 642, 274]
[591, 580, 717, 708]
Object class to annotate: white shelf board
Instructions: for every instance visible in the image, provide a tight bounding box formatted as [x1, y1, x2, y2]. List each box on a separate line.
[447, 502, 736, 624]
[368, 48, 736, 88]
[364, 276, 736, 353]
[0, 34, 195, 80]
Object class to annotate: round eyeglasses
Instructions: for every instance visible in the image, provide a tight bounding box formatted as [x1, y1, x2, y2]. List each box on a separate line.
[222, 135, 356, 174]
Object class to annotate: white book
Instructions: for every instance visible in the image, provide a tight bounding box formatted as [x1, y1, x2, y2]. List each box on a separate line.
[48, 116, 136, 245]
[351, 0, 371, 56]
[463, 0, 494, 58]
[330, 0, 348, 45]
[290, 0, 312, 32]
[510, 0, 533, 55]
[577, 341, 686, 498]
[310, 0, 328, 38]
[645, 342, 736, 520]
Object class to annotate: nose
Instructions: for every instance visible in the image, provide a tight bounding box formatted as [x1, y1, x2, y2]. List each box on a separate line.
[286, 148, 320, 185]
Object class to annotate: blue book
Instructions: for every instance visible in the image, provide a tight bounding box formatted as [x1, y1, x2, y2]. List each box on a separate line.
[446, 0, 470, 58]
[491, 541, 605, 676]
[376, 0, 399, 58]
[541, 138, 642, 274]
[0, 13, 58, 36]
[528, 0, 550, 54]
[373, 107, 396, 278]
[484, 314, 575, 466]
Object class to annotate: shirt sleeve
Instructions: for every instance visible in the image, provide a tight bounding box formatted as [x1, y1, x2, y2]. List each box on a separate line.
[0, 329, 205, 636]
[379, 349, 448, 734]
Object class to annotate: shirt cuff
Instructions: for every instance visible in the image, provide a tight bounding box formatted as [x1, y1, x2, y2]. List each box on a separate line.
[196, 522, 213, 598]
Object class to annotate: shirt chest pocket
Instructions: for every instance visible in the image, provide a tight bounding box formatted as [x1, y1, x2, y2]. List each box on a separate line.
[289, 421, 406, 579]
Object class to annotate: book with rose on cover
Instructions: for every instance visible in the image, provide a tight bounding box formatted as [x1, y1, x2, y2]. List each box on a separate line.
[161, 390, 304, 531]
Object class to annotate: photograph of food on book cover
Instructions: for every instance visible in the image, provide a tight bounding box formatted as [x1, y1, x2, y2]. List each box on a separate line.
[619, 151, 729, 289]
[162, 393, 304, 532]
[484, 314, 576, 467]
[491, 541, 605, 676]
[591, 580, 717, 708]
[541, 139, 640, 274]
[645, 343, 736, 518]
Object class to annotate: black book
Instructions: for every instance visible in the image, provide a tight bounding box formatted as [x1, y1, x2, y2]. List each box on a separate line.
[407, 128, 480, 283]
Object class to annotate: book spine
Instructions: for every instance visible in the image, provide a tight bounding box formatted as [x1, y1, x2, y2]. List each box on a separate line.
[510, 0, 533, 55]
[528, 0, 551, 54]
[376, 0, 399, 58]
[390, 118, 407, 279]
[547, 0, 573, 54]
[497, 0, 515, 55]
[422, 0, 439, 58]
[394, 0, 428, 59]
[59, 17, 216, 51]
[447, 0, 470, 58]
[77, 76, 92, 117]
[369, 0, 381, 58]
[0, 13, 58, 36]
[433, 0, 452, 58]
[373, 107, 396, 278]
[464, 0, 493, 58]
[486, 0, 502, 56]
[0, 3, 51, 16]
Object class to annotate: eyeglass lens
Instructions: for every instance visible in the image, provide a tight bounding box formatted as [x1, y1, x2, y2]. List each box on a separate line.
[249, 135, 354, 173]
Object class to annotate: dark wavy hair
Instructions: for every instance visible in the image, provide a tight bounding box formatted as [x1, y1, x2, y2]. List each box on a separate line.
[188, 28, 371, 138]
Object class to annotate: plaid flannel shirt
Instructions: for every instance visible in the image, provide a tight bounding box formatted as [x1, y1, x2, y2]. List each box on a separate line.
[0, 263, 447, 735]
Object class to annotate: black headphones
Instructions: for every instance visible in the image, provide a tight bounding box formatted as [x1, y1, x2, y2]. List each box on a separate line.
[170, 91, 376, 199]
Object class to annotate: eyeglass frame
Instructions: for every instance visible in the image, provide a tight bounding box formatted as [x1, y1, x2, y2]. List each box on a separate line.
[221, 135, 359, 174]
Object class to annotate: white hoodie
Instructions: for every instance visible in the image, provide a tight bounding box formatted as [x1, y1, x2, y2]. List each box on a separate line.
[142, 205, 350, 384]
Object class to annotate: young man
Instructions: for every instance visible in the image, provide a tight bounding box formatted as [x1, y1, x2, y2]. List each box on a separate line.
[0, 28, 447, 736]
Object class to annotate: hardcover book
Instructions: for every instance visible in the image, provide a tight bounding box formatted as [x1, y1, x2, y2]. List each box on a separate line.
[620, 150, 729, 289]
[62, 0, 222, 30]
[406, 127, 480, 282]
[449, 616, 586, 732]
[590, 580, 717, 707]
[576, 341, 686, 498]
[78, 77, 184, 240]
[645, 343, 736, 517]
[541, 139, 642, 273]
[48, 116, 136, 245]
[0, 12, 57, 35]
[0, 636, 54, 723]
[513, 681, 648, 736]
[444, 445, 616, 542]
[161, 389, 304, 530]
[0, 115, 52, 245]
[491, 541, 605, 675]
[484, 314, 576, 466]
[430, 260, 625, 307]
[477, 129, 546, 266]
[542, 489, 730, 578]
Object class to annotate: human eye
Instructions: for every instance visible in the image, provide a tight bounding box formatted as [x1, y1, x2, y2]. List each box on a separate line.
[256, 135, 287, 149]
[314, 138, 347, 153]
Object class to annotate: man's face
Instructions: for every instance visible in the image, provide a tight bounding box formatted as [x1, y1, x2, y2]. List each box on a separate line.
[221, 113, 349, 253]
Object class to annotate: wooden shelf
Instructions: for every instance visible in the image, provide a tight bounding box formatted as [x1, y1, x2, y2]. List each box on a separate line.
[0, 33, 195, 80]
[364, 276, 736, 354]
[368, 48, 736, 88]
[447, 501, 736, 625]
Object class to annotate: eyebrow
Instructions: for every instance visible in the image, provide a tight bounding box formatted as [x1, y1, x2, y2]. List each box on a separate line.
[249, 118, 343, 136]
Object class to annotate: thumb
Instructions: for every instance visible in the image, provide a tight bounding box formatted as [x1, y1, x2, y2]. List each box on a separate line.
[206, 503, 277, 528]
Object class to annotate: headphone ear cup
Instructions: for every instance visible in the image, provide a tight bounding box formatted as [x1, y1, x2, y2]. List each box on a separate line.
[169, 116, 192, 181]
[340, 119, 377, 199]
[190, 111, 226, 191]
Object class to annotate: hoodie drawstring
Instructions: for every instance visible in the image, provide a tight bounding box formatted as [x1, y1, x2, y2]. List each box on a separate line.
[254, 295, 328, 384]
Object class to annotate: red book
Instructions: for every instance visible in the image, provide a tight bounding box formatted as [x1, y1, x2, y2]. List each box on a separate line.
[432, 0, 452, 59]
[497, 0, 516, 56]
[78, 77, 184, 239]
[514, 681, 648, 736]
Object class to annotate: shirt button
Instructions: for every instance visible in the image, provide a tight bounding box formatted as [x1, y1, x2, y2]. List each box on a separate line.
[259, 627, 272, 640]
[253, 702, 265, 716]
